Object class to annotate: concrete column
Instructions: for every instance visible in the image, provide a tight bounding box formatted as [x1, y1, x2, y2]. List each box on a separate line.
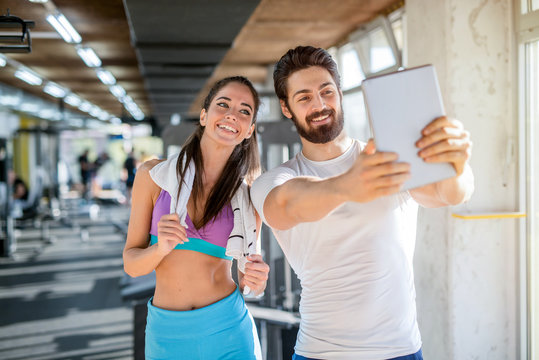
[406, 0, 519, 359]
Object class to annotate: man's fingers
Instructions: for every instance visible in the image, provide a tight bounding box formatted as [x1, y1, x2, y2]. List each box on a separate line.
[361, 139, 376, 155]
[423, 150, 470, 164]
[422, 116, 463, 135]
[362, 162, 410, 179]
[417, 127, 469, 149]
[375, 173, 411, 188]
[418, 138, 471, 159]
[361, 151, 399, 166]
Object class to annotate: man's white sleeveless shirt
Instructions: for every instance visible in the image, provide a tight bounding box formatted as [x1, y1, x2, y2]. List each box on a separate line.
[250, 140, 422, 360]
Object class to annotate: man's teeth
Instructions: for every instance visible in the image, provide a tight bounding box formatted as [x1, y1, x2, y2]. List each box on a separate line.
[218, 124, 238, 133]
[312, 115, 329, 122]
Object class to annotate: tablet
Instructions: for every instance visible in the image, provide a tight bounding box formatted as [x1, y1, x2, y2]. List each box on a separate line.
[361, 65, 456, 190]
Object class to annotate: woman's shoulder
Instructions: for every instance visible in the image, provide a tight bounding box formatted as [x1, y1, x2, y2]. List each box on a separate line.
[134, 159, 165, 191]
[139, 158, 164, 172]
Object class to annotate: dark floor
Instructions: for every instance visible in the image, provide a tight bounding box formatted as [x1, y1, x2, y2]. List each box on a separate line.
[0, 205, 134, 360]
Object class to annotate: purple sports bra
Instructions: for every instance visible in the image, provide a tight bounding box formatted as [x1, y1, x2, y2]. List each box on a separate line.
[148, 190, 234, 259]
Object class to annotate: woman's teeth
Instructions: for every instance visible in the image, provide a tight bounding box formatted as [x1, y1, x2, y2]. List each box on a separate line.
[218, 124, 238, 133]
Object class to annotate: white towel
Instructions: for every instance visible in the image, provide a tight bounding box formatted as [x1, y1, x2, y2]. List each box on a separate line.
[149, 153, 259, 274]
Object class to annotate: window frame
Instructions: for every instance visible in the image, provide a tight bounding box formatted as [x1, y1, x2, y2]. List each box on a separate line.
[516, 1, 539, 359]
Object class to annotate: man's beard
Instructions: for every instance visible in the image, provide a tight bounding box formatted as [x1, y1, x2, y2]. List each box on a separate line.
[289, 105, 344, 144]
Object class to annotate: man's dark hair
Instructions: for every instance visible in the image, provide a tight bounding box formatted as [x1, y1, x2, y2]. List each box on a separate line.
[273, 46, 341, 105]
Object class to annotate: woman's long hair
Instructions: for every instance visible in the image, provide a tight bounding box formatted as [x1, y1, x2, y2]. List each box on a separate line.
[175, 76, 261, 228]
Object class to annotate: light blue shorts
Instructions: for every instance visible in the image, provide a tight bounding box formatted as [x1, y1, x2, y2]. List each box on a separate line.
[145, 286, 262, 360]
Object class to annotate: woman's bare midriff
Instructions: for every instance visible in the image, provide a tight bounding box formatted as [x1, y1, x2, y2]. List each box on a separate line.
[152, 249, 236, 311]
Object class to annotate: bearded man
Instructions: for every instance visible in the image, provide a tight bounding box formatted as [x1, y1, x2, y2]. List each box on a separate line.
[251, 46, 474, 360]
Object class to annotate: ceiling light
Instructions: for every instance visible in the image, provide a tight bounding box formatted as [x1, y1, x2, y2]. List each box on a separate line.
[79, 101, 92, 112]
[39, 109, 56, 119]
[125, 102, 144, 120]
[96, 69, 116, 85]
[132, 111, 144, 121]
[43, 82, 67, 98]
[46, 13, 82, 44]
[76, 47, 101, 67]
[170, 113, 181, 125]
[20, 103, 39, 112]
[0, 95, 21, 107]
[0, 54, 6, 67]
[46, 13, 81, 44]
[98, 110, 110, 121]
[109, 85, 126, 98]
[110, 117, 122, 125]
[56, 14, 81, 43]
[28, 0, 48, 3]
[89, 105, 101, 117]
[14, 67, 42, 85]
[121, 95, 133, 104]
[64, 94, 81, 107]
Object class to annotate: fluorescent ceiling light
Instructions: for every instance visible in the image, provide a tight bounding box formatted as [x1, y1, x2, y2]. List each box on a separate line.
[20, 103, 39, 113]
[132, 111, 144, 121]
[89, 105, 101, 117]
[46, 13, 81, 44]
[64, 94, 81, 107]
[122, 95, 133, 105]
[96, 69, 116, 85]
[79, 101, 92, 112]
[39, 109, 56, 119]
[170, 113, 181, 125]
[0, 54, 6, 67]
[0, 95, 21, 107]
[76, 47, 101, 67]
[57, 14, 82, 43]
[43, 82, 67, 98]
[28, 0, 48, 3]
[125, 102, 144, 120]
[110, 117, 122, 125]
[14, 67, 42, 85]
[109, 85, 126, 98]
[98, 110, 110, 121]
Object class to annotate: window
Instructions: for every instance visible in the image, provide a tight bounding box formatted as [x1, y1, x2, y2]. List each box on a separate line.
[526, 37, 539, 360]
[522, 0, 539, 13]
[334, 9, 404, 142]
[342, 90, 370, 142]
[339, 44, 365, 91]
[518, 3, 539, 357]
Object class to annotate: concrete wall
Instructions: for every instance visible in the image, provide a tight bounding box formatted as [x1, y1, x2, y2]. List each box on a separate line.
[407, 0, 520, 359]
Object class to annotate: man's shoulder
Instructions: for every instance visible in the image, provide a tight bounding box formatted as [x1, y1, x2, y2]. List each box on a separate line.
[251, 157, 299, 197]
[258, 157, 300, 179]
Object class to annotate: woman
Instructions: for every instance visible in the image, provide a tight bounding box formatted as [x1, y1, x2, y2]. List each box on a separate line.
[123, 76, 269, 359]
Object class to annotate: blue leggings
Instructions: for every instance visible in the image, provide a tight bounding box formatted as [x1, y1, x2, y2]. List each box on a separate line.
[293, 348, 423, 360]
[146, 286, 262, 359]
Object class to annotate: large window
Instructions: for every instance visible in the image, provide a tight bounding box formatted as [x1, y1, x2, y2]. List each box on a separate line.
[519, 2, 539, 358]
[332, 9, 404, 143]
[526, 38, 539, 360]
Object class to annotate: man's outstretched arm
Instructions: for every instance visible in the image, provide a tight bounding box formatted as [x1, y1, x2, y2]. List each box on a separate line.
[261, 141, 411, 230]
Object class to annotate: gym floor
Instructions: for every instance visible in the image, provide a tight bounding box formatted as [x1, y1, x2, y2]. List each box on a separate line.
[0, 205, 133, 360]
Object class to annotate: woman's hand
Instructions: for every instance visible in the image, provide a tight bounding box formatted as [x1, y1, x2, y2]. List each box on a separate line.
[241, 254, 270, 296]
[156, 213, 188, 256]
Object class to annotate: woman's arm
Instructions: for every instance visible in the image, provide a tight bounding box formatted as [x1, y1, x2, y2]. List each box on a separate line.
[122, 160, 186, 277]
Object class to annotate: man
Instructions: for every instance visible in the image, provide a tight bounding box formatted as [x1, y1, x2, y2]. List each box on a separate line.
[78, 149, 92, 199]
[123, 149, 137, 204]
[250, 46, 474, 360]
